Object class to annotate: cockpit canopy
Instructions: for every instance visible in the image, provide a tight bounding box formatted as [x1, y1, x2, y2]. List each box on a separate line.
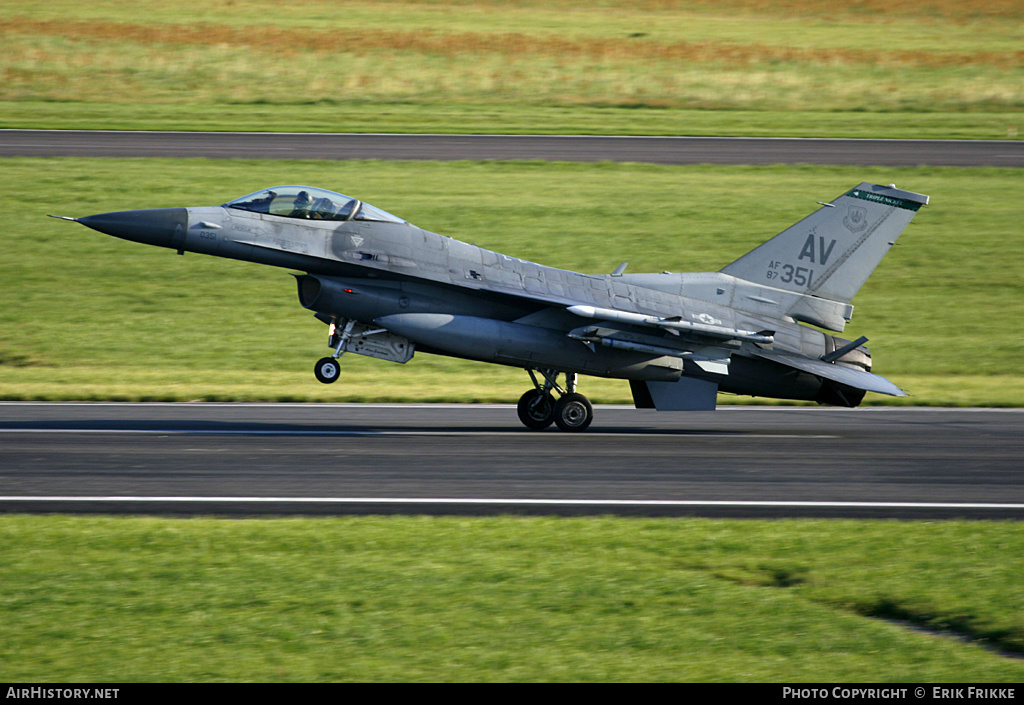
[224, 186, 407, 224]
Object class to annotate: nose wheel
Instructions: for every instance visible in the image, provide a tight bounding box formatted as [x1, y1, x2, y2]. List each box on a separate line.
[518, 369, 593, 432]
[314, 357, 341, 384]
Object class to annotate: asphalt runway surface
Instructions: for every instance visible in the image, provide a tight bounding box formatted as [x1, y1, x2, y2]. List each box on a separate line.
[3, 129, 1023, 167]
[2, 403, 1022, 520]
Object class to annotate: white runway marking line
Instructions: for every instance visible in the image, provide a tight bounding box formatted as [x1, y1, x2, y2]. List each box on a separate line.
[1, 496, 1023, 511]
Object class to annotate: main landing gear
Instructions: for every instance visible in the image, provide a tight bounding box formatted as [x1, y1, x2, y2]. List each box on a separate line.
[517, 369, 594, 433]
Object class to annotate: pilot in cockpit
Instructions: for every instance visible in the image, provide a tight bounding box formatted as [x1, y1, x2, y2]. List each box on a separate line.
[289, 190, 314, 218]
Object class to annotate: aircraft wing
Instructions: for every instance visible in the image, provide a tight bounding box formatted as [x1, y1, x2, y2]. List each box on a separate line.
[749, 347, 907, 397]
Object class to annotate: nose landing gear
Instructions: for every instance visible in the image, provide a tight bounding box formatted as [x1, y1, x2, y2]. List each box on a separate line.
[313, 319, 356, 384]
[517, 369, 593, 432]
[313, 318, 397, 384]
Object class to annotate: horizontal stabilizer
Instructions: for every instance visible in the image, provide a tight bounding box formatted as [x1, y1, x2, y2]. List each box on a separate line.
[750, 348, 907, 397]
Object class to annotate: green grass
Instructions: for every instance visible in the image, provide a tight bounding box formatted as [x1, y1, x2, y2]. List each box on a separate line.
[1, 157, 1021, 406]
[1, 0, 1021, 137]
[1, 515, 1022, 682]
[3, 101, 1021, 140]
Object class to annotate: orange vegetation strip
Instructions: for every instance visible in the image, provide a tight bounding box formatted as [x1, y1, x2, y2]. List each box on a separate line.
[3, 18, 1023, 69]
[656, 0, 1024, 21]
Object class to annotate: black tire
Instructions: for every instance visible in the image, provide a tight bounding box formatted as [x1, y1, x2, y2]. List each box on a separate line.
[553, 392, 593, 433]
[314, 357, 341, 384]
[517, 389, 555, 430]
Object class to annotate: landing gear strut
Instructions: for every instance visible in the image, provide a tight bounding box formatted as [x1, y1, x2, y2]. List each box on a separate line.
[313, 319, 356, 384]
[517, 369, 594, 432]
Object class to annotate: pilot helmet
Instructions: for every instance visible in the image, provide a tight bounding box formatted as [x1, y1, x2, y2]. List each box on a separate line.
[295, 190, 313, 206]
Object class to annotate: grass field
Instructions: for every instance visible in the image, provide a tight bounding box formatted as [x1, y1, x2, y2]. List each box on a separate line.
[1, 0, 1021, 137]
[2, 157, 1021, 406]
[1, 515, 1023, 681]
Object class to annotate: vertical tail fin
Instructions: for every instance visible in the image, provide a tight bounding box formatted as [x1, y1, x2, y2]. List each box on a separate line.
[720, 183, 928, 304]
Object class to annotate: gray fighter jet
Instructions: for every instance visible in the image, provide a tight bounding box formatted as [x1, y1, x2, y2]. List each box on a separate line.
[54, 181, 927, 431]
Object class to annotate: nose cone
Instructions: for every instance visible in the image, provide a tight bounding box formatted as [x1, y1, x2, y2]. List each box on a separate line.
[77, 208, 188, 250]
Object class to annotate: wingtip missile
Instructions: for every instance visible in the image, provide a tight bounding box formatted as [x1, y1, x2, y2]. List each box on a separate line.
[567, 305, 774, 344]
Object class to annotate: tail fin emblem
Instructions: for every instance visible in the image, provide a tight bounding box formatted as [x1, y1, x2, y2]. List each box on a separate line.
[843, 205, 868, 233]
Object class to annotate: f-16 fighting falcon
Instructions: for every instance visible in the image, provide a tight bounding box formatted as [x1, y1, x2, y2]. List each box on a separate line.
[54, 181, 927, 431]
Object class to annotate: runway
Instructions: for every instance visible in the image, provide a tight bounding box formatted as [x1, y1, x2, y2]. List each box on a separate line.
[2, 130, 1022, 167]
[2, 403, 1022, 520]
[4, 131, 1021, 521]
